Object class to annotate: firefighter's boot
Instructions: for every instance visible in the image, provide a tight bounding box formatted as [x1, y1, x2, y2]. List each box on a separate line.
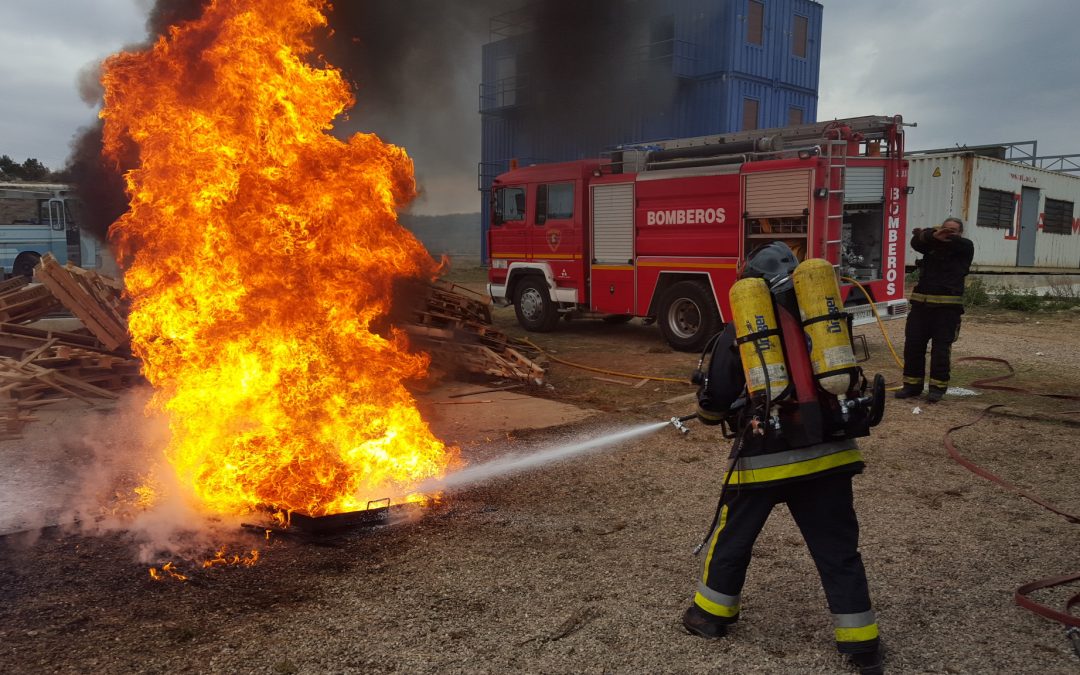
[927, 386, 946, 403]
[681, 605, 729, 639]
[894, 383, 922, 399]
[847, 646, 884, 674]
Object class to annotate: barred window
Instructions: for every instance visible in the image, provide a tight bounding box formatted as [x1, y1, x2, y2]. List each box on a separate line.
[976, 188, 1015, 229]
[1044, 198, 1074, 235]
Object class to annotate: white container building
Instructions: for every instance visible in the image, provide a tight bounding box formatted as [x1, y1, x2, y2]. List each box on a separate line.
[904, 152, 1080, 273]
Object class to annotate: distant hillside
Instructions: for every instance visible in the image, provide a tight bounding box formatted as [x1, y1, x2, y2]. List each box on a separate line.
[400, 212, 481, 261]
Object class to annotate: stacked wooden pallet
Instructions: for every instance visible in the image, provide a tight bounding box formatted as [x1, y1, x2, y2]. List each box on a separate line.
[34, 253, 128, 351]
[404, 281, 544, 384]
[0, 276, 62, 324]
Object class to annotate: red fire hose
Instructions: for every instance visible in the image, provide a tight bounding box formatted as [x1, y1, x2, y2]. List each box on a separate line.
[942, 357, 1080, 651]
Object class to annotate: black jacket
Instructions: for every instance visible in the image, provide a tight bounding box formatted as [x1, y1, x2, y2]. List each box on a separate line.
[911, 228, 974, 298]
[695, 323, 745, 426]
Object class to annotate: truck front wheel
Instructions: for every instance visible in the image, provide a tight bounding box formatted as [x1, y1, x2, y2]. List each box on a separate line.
[514, 277, 559, 332]
[657, 280, 720, 352]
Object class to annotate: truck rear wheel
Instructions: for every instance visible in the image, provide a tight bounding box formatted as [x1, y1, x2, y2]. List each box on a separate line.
[657, 280, 720, 352]
[12, 252, 41, 279]
[514, 277, 559, 332]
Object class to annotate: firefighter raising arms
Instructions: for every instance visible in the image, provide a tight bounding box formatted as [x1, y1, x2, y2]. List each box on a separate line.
[895, 217, 975, 403]
[683, 242, 885, 675]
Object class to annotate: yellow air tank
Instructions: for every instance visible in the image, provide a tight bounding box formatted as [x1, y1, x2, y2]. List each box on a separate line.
[792, 258, 857, 395]
[729, 277, 789, 400]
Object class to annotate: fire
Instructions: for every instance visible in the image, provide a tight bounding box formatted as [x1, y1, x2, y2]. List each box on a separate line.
[99, 0, 458, 518]
[149, 562, 188, 582]
[203, 548, 260, 568]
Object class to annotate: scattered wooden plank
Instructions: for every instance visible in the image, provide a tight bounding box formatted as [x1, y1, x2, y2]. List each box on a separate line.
[593, 376, 637, 387]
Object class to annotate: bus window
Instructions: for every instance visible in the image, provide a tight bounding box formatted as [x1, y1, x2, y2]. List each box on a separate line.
[40, 199, 68, 231]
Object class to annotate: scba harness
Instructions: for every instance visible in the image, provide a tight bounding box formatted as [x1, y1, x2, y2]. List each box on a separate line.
[695, 243, 884, 457]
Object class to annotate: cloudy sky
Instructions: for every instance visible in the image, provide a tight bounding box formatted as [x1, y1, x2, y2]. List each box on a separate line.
[2, 0, 1079, 215]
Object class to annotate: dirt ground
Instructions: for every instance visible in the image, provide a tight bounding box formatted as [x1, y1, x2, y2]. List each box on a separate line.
[1, 280, 1079, 674]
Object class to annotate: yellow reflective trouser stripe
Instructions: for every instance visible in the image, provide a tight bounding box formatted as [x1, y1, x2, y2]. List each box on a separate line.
[697, 505, 740, 618]
[701, 505, 728, 585]
[903, 376, 923, 385]
[835, 623, 880, 643]
[724, 449, 863, 485]
[694, 590, 740, 618]
[910, 292, 963, 305]
[929, 378, 949, 387]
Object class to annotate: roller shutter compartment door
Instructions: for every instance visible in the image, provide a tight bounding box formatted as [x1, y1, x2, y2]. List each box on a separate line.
[591, 183, 635, 264]
[845, 166, 885, 203]
[744, 171, 811, 217]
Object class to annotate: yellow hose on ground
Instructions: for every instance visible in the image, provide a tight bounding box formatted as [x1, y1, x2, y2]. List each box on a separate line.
[841, 276, 905, 371]
[521, 337, 691, 384]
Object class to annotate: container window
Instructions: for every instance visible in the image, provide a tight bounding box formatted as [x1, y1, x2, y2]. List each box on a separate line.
[494, 186, 526, 224]
[742, 98, 760, 131]
[1044, 198, 1074, 235]
[788, 106, 804, 126]
[747, 1, 764, 46]
[536, 183, 574, 224]
[792, 15, 808, 58]
[976, 188, 1015, 229]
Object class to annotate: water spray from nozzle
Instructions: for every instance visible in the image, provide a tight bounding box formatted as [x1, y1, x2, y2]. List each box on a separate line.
[398, 417, 692, 502]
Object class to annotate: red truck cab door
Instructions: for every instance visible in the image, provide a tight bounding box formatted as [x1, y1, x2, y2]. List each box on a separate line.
[531, 180, 584, 294]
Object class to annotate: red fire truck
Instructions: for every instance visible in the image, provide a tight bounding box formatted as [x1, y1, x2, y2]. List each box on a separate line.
[487, 115, 913, 351]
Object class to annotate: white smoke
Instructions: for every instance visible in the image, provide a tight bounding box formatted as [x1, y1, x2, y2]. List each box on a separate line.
[6, 387, 250, 563]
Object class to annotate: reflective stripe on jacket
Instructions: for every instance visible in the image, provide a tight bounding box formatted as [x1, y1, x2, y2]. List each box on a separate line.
[724, 440, 863, 487]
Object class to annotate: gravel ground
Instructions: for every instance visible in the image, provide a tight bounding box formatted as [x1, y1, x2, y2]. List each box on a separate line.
[1, 306, 1078, 674]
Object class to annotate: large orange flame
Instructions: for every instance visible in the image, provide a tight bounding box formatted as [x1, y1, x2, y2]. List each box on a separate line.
[100, 0, 457, 517]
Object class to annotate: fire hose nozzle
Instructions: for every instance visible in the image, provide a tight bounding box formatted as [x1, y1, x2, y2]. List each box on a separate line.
[669, 414, 697, 435]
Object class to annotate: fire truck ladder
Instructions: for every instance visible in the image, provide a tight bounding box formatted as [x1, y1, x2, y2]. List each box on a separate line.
[823, 139, 848, 262]
[610, 115, 913, 173]
[635, 115, 909, 154]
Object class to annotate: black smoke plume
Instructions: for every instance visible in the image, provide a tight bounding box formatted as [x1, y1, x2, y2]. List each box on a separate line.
[65, 1, 668, 251]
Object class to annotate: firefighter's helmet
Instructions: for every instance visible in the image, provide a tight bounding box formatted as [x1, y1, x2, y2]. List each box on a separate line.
[739, 241, 799, 289]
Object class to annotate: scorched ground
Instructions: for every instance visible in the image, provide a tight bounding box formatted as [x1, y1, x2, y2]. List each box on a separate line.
[0, 305, 1078, 673]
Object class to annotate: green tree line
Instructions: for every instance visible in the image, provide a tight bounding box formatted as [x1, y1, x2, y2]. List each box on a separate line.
[0, 155, 67, 182]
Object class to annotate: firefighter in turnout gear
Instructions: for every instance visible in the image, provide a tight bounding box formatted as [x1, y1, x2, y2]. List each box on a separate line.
[682, 242, 884, 675]
[896, 217, 974, 403]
